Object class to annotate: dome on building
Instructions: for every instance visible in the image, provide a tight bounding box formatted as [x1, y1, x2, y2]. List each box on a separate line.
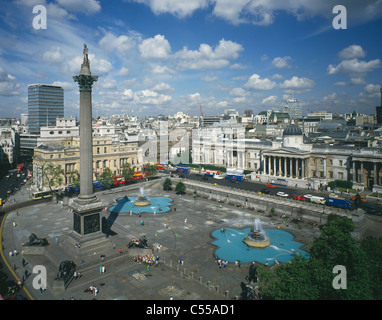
[283, 124, 302, 136]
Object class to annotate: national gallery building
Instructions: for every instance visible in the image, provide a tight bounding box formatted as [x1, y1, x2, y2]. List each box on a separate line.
[192, 123, 382, 192]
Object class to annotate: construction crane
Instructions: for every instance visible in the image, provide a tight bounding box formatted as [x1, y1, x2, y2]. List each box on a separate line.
[200, 105, 205, 116]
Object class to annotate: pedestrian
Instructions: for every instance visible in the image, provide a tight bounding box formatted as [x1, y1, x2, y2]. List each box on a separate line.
[102, 266, 105, 274]
[184, 218, 187, 224]
[55, 236, 58, 244]
[22, 258, 26, 267]
[81, 260, 85, 268]
[178, 257, 182, 264]
[174, 207, 176, 212]
[74, 271, 77, 280]
[119, 248, 122, 255]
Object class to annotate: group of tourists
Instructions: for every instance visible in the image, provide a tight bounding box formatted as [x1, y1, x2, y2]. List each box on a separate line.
[134, 253, 161, 267]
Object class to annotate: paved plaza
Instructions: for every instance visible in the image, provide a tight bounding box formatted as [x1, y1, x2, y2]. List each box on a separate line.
[2, 178, 321, 300]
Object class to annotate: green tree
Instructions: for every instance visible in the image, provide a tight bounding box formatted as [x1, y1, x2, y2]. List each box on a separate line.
[99, 167, 114, 189]
[175, 181, 186, 195]
[144, 163, 158, 177]
[122, 163, 135, 183]
[163, 178, 172, 190]
[43, 163, 64, 191]
[257, 215, 377, 300]
[69, 170, 80, 189]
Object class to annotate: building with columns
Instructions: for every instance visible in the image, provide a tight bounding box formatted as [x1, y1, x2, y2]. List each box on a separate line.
[192, 122, 382, 192]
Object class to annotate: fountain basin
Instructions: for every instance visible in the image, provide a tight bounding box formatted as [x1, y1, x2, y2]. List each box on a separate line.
[243, 234, 270, 248]
[211, 228, 309, 265]
[134, 198, 151, 206]
[109, 196, 172, 215]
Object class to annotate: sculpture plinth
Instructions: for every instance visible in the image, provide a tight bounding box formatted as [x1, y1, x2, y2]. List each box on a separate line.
[70, 44, 104, 238]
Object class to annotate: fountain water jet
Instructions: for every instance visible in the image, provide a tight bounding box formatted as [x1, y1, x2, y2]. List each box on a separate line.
[134, 187, 151, 207]
[243, 218, 271, 248]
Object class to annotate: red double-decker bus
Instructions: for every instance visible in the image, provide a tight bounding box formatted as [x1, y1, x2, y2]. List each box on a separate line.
[133, 171, 144, 180]
[17, 163, 25, 172]
[155, 163, 165, 171]
[112, 174, 125, 185]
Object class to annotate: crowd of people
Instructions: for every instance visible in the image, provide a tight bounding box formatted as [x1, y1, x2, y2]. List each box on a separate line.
[134, 253, 161, 267]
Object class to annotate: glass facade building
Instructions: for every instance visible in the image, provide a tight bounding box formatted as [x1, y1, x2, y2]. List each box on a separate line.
[28, 83, 64, 134]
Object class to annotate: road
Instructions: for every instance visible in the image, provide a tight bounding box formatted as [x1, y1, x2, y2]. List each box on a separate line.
[176, 171, 382, 213]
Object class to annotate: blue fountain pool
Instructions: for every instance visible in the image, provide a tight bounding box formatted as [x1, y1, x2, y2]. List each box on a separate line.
[211, 228, 309, 265]
[109, 196, 172, 215]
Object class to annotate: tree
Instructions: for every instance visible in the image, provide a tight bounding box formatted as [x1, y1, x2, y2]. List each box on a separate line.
[175, 181, 186, 195]
[42, 163, 64, 191]
[163, 178, 172, 191]
[144, 163, 158, 177]
[257, 215, 377, 300]
[69, 170, 80, 189]
[122, 163, 135, 183]
[99, 167, 113, 189]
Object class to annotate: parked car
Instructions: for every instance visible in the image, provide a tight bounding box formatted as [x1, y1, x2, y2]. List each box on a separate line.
[293, 195, 306, 201]
[277, 191, 289, 197]
[265, 184, 275, 188]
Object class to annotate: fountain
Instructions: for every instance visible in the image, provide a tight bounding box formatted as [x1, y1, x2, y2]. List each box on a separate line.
[243, 218, 271, 248]
[134, 187, 151, 207]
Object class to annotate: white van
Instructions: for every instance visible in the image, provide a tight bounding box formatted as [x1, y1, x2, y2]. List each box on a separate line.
[310, 196, 326, 205]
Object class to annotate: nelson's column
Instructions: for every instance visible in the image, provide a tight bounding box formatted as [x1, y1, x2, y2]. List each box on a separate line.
[70, 44, 104, 238]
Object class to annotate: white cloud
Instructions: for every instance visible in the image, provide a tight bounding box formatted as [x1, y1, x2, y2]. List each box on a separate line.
[51, 81, 76, 91]
[279, 76, 315, 92]
[42, 46, 64, 63]
[244, 74, 277, 90]
[139, 34, 171, 59]
[262, 95, 278, 104]
[56, 0, 101, 14]
[99, 32, 137, 56]
[129, 0, 208, 18]
[176, 39, 243, 70]
[115, 67, 130, 76]
[272, 56, 292, 69]
[151, 65, 176, 75]
[201, 76, 218, 82]
[327, 58, 381, 76]
[0, 67, 20, 96]
[229, 87, 247, 97]
[338, 44, 366, 60]
[364, 83, 380, 94]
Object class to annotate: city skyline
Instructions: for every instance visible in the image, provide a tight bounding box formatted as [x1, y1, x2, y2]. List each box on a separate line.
[0, 0, 381, 119]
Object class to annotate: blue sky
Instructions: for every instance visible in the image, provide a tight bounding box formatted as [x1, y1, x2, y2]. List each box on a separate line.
[0, 0, 381, 119]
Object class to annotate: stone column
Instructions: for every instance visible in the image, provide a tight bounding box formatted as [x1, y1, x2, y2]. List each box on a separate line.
[70, 44, 104, 239]
[290, 157, 293, 177]
[374, 162, 377, 186]
[352, 160, 356, 182]
[278, 157, 281, 176]
[301, 158, 305, 178]
[360, 161, 364, 184]
[283, 157, 286, 176]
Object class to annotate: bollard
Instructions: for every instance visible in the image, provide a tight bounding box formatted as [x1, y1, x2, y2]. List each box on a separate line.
[225, 290, 229, 299]
[199, 276, 203, 284]
[216, 285, 219, 293]
[183, 268, 187, 276]
[191, 271, 194, 279]
[169, 260, 173, 268]
[207, 280, 211, 288]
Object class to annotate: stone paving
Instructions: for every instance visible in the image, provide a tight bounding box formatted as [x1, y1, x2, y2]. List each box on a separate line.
[2, 178, 321, 300]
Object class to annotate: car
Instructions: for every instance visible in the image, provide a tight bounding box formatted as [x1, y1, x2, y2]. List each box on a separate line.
[213, 174, 225, 179]
[6, 190, 11, 195]
[277, 191, 289, 197]
[293, 195, 306, 201]
[261, 188, 271, 194]
[202, 176, 208, 180]
[265, 184, 275, 188]
[351, 194, 366, 202]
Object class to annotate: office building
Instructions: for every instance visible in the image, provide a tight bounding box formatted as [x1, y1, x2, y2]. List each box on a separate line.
[28, 83, 64, 134]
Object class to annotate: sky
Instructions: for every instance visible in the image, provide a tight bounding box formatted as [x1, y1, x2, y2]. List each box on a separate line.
[0, 0, 381, 119]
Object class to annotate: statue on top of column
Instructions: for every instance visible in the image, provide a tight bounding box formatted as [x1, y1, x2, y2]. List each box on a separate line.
[83, 44, 89, 65]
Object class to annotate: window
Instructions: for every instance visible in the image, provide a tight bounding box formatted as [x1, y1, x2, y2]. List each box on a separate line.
[97, 147, 100, 154]
[339, 160, 343, 166]
[104, 147, 107, 153]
